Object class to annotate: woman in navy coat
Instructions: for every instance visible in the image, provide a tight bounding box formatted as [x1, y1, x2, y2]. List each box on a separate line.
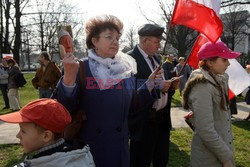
[55, 15, 162, 167]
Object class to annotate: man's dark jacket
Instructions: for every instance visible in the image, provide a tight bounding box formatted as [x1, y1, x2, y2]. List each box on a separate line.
[127, 46, 173, 141]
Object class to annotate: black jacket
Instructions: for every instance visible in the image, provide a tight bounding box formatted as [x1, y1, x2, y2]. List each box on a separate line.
[127, 46, 173, 141]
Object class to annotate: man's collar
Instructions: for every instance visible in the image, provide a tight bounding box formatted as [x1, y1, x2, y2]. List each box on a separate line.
[137, 44, 151, 60]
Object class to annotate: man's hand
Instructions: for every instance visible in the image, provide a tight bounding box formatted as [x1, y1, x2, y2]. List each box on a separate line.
[147, 67, 163, 92]
[62, 53, 79, 86]
[159, 80, 172, 93]
[170, 77, 181, 90]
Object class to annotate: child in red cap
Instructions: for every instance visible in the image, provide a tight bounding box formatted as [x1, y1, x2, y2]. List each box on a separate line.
[182, 41, 240, 167]
[0, 98, 95, 167]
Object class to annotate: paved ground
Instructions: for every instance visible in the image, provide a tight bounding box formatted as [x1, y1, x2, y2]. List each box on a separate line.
[171, 102, 250, 128]
[0, 102, 249, 144]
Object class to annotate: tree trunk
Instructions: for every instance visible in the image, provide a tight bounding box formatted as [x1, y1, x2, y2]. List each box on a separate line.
[13, 0, 21, 64]
[39, 14, 46, 51]
[0, 0, 3, 57]
[3, 0, 11, 54]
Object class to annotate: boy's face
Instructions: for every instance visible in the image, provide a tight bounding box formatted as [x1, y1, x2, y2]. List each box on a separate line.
[16, 122, 47, 153]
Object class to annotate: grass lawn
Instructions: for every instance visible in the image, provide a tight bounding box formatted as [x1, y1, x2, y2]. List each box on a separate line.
[172, 90, 182, 107]
[0, 73, 249, 166]
[0, 122, 249, 167]
[0, 73, 38, 115]
[168, 121, 250, 167]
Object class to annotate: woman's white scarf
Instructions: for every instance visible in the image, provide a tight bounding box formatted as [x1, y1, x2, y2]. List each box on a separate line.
[88, 49, 137, 90]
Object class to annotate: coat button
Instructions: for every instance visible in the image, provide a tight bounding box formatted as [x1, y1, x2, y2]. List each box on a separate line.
[229, 142, 231, 144]
[116, 127, 121, 132]
[96, 128, 101, 134]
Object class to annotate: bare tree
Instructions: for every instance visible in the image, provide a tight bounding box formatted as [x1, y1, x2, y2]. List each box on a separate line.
[221, 8, 249, 50]
[1, 0, 85, 65]
[221, 0, 250, 8]
[124, 24, 137, 50]
[18, 0, 86, 66]
[1, 0, 11, 54]
[0, 0, 3, 56]
[139, 0, 197, 57]
[13, 0, 21, 63]
[0, 0, 30, 63]
[23, 0, 85, 52]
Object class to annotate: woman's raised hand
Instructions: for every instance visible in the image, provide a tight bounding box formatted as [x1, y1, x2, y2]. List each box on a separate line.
[62, 53, 79, 86]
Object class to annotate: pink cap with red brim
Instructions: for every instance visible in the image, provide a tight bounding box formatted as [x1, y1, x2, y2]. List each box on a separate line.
[198, 41, 241, 60]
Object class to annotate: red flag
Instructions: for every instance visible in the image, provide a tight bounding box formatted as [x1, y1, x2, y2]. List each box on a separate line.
[171, 0, 223, 43]
[187, 34, 209, 69]
[228, 89, 235, 100]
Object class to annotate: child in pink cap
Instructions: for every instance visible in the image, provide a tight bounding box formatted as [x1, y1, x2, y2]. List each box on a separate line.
[182, 41, 240, 167]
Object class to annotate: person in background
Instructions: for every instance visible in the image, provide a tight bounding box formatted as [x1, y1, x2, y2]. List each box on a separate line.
[243, 63, 250, 121]
[0, 98, 95, 167]
[128, 24, 180, 167]
[183, 41, 239, 167]
[7, 58, 21, 111]
[0, 58, 10, 109]
[172, 55, 179, 67]
[32, 51, 61, 98]
[162, 54, 176, 80]
[162, 54, 181, 131]
[175, 57, 192, 95]
[54, 15, 162, 167]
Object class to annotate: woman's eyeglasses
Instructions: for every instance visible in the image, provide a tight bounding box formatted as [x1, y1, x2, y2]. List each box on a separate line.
[99, 35, 121, 43]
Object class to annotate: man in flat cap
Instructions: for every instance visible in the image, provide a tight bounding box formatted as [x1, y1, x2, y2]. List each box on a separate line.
[128, 24, 179, 167]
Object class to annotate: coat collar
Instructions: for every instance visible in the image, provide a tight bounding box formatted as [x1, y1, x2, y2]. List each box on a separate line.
[132, 45, 163, 77]
[190, 68, 227, 86]
[132, 45, 152, 78]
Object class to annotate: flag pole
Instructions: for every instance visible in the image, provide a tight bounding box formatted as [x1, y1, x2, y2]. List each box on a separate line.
[162, 23, 172, 56]
[160, 0, 180, 70]
[176, 53, 191, 77]
[162, 0, 179, 56]
[176, 36, 198, 77]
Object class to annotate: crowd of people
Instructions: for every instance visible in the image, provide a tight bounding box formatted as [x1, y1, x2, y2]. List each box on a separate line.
[0, 14, 249, 167]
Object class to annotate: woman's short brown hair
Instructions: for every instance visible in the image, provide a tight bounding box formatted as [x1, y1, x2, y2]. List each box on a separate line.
[85, 15, 123, 49]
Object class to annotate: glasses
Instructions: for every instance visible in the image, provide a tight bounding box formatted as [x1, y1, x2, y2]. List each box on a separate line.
[99, 35, 121, 43]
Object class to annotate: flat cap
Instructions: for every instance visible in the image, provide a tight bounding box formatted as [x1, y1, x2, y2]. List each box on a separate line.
[138, 24, 165, 39]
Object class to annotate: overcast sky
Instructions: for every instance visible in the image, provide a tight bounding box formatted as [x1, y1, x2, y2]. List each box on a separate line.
[70, 0, 168, 31]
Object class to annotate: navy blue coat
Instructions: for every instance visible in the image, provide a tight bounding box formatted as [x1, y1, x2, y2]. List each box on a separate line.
[55, 60, 156, 167]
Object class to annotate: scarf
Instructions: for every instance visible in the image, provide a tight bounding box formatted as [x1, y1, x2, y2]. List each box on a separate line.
[88, 49, 137, 90]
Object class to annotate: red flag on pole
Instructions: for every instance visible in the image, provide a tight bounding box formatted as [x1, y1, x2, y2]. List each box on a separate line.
[171, 0, 223, 43]
[187, 34, 209, 69]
